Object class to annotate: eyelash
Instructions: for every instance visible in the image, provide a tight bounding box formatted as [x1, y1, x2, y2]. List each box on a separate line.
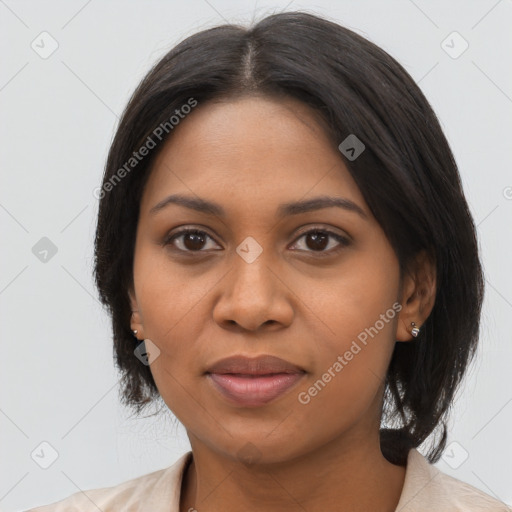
[163, 226, 351, 256]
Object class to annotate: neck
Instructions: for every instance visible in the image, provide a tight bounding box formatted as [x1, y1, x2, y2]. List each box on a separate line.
[179, 432, 406, 512]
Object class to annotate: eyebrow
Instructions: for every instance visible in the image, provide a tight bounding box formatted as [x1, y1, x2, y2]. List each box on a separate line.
[149, 193, 368, 220]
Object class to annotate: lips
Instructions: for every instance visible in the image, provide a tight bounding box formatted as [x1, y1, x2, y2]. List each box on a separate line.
[205, 354, 306, 407]
[205, 354, 305, 375]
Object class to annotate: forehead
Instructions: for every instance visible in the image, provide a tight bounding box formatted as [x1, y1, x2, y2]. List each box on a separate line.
[141, 95, 368, 217]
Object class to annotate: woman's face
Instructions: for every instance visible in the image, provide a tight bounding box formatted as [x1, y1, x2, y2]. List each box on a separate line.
[130, 95, 409, 464]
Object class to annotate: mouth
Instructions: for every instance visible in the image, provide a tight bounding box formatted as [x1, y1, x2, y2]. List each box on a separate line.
[206, 372, 305, 407]
[205, 354, 306, 407]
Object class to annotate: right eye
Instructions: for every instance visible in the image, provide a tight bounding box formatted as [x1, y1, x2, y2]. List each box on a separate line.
[163, 228, 222, 253]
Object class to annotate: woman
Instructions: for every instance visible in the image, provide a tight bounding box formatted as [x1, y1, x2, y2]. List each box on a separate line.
[28, 10, 510, 512]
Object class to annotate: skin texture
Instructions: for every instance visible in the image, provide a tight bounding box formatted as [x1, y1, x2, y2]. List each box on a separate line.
[129, 95, 436, 512]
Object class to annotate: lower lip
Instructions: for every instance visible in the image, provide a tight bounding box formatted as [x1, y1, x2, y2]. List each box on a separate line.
[207, 372, 305, 407]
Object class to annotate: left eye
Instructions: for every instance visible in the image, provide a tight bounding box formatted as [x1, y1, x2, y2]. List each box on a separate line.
[164, 228, 350, 254]
[290, 229, 350, 254]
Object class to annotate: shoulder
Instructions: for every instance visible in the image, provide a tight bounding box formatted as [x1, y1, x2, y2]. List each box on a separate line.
[396, 449, 511, 511]
[25, 451, 192, 512]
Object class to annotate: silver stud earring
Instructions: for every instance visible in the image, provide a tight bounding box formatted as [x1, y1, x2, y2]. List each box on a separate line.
[410, 322, 420, 338]
[132, 329, 138, 337]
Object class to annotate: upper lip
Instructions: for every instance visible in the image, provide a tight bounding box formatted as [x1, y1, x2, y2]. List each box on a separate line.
[205, 354, 305, 375]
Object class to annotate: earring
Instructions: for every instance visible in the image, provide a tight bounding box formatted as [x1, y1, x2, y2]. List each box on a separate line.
[132, 329, 138, 337]
[410, 322, 420, 338]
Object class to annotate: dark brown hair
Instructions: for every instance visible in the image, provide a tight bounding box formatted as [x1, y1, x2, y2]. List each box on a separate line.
[94, 10, 484, 465]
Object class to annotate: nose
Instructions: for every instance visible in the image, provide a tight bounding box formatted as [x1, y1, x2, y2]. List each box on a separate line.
[212, 249, 294, 333]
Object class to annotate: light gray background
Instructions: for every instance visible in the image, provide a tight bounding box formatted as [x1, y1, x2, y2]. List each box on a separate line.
[1, 0, 511, 510]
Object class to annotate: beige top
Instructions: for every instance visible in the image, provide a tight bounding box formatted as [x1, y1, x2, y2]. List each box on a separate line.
[26, 449, 510, 511]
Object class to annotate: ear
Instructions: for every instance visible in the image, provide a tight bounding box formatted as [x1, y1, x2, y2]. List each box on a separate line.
[396, 249, 436, 342]
[128, 285, 145, 340]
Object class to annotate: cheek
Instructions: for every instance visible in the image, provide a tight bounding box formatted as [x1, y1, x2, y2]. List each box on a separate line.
[291, 319, 398, 452]
[296, 253, 399, 358]
[300, 313, 398, 402]
[133, 243, 211, 341]
[293, 261, 399, 418]
[132, 248, 202, 399]
[132, 245, 229, 402]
